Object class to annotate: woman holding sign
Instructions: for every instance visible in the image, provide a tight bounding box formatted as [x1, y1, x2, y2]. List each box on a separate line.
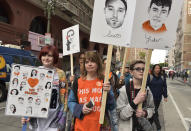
[21, 45, 68, 131]
[117, 60, 155, 131]
[68, 51, 116, 131]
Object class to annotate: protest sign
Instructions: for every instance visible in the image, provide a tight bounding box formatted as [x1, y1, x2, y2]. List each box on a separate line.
[90, 0, 183, 50]
[90, 0, 135, 47]
[130, 0, 183, 50]
[6, 64, 54, 118]
[62, 25, 80, 56]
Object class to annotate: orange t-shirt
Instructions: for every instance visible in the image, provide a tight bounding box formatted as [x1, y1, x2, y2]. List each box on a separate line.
[75, 78, 103, 131]
[142, 20, 167, 33]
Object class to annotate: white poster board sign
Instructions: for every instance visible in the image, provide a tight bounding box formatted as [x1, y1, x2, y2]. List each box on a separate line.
[90, 0, 136, 47]
[5, 64, 54, 118]
[130, 0, 183, 50]
[62, 25, 80, 56]
[90, 0, 183, 50]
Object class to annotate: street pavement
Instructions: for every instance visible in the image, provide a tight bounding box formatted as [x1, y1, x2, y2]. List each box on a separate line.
[0, 79, 190, 131]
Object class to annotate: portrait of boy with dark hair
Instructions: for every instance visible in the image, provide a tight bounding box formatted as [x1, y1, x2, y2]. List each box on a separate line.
[14, 65, 20, 76]
[142, 0, 172, 33]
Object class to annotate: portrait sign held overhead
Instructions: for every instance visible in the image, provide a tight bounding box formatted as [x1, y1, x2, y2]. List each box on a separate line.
[62, 25, 80, 56]
[6, 64, 54, 118]
[130, 0, 183, 50]
[90, 0, 136, 47]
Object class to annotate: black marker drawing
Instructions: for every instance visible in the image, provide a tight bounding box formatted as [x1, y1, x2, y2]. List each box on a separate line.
[41, 108, 47, 114]
[66, 29, 75, 51]
[46, 70, 53, 79]
[18, 97, 24, 104]
[31, 69, 38, 77]
[10, 89, 19, 95]
[14, 65, 20, 76]
[142, 0, 172, 33]
[26, 106, 32, 115]
[35, 98, 41, 105]
[104, 0, 127, 29]
[28, 97, 33, 104]
[22, 72, 28, 80]
[45, 82, 51, 89]
[12, 78, 18, 88]
[40, 73, 45, 80]
[10, 104, 16, 114]
[20, 81, 26, 91]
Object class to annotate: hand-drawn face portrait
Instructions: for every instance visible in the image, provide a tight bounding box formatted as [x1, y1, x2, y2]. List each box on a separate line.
[14, 65, 20, 76]
[66, 29, 75, 51]
[143, 0, 172, 33]
[45, 82, 51, 89]
[10, 89, 19, 95]
[104, 0, 127, 29]
[35, 98, 41, 105]
[20, 81, 26, 91]
[12, 78, 18, 86]
[31, 69, 38, 77]
[46, 71, 53, 79]
[26, 106, 32, 115]
[18, 97, 24, 104]
[41, 108, 47, 114]
[40, 73, 45, 80]
[22, 72, 28, 80]
[10, 104, 16, 114]
[28, 97, 33, 104]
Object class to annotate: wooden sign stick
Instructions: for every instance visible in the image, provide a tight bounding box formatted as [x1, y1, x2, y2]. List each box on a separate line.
[99, 45, 113, 124]
[70, 54, 74, 76]
[121, 48, 131, 76]
[138, 49, 153, 110]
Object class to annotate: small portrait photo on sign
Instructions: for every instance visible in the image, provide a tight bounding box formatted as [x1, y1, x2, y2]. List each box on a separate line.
[62, 25, 80, 56]
[90, 0, 136, 47]
[130, 0, 183, 50]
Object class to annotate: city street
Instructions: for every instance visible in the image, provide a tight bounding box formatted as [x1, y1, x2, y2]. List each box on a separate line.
[0, 79, 190, 131]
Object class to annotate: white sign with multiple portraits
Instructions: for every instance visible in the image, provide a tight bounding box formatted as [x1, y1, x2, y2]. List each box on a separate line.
[62, 25, 80, 56]
[90, 0, 183, 50]
[6, 64, 54, 118]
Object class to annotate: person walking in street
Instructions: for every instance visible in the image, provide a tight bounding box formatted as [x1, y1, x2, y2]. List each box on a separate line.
[68, 51, 116, 131]
[184, 71, 188, 83]
[117, 60, 155, 131]
[147, 64, 168, 131]
[21, 45, 68, 131]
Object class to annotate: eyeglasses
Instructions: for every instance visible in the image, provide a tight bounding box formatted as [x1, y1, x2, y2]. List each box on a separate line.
[133, 67, 145, 72]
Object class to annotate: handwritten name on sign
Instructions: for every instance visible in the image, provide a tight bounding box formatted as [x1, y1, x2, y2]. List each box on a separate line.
[104, 31, 121, 38]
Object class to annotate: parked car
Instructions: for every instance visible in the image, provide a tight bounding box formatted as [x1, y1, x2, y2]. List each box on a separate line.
[0, 46, 41, 101]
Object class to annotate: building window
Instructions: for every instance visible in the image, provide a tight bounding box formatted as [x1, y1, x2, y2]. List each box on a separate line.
[0, 5, 9, 23]
[29, 16, 47, 35]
